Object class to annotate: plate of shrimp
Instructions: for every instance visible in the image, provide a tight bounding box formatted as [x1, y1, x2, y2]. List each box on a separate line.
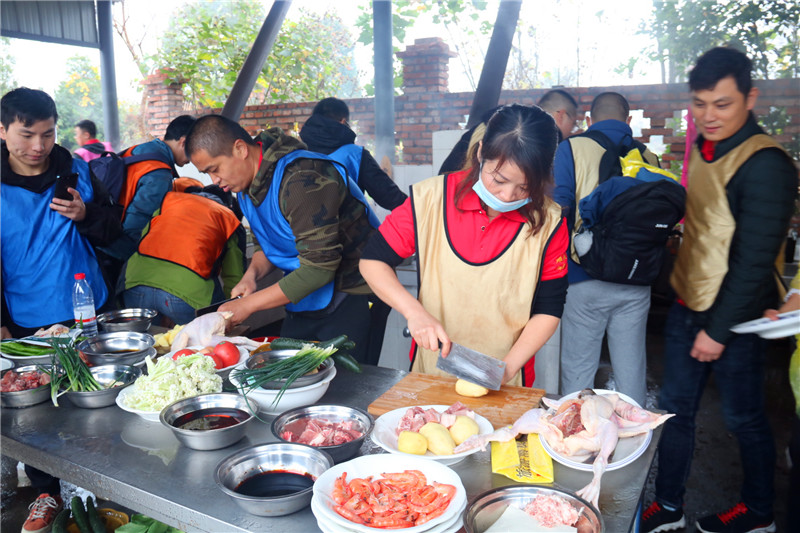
[311, 454, 466, 532]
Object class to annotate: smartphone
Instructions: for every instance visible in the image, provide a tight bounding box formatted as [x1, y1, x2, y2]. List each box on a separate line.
[53, 173, 78, 201]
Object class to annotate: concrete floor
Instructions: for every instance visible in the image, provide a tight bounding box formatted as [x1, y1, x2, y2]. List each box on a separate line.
[1, 297, 794, 532]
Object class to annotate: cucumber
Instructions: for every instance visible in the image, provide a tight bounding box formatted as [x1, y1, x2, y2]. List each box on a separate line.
[318, 335, 350, 351]
[85, 496, 106, 533]
[269, 337, 312, 351]
[332, 352, 362, 373]
[271, 335, 351, 352]
[70, 496, 91, 533]
[51, 509, 71, 533]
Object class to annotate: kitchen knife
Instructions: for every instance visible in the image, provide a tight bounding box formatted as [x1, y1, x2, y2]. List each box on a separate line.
[195, 296, 241, 317]
[436, 342, 506, 391]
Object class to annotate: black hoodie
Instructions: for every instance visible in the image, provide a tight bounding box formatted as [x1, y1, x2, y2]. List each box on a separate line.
[300, 114, 407, 211]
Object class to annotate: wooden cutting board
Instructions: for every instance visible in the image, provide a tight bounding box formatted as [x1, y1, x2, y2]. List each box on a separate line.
[367, 372, 545, 429]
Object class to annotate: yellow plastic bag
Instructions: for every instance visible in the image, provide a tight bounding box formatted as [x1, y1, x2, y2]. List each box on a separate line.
[620, 149, 679, 181]
[491, 433, 553, 483]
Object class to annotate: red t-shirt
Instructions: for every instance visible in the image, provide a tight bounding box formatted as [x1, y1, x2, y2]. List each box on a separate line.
[379, 172, 568, 280]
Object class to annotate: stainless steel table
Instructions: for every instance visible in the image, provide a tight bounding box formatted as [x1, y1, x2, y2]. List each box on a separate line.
[1, 365, 660, 532]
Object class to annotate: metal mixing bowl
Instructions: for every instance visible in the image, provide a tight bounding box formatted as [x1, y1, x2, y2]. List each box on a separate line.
[215, 442, 333, 516]
[463, 485, 604, 533]
[245, 350, 334, 389]
[97, 308, 157, 333]
[160, 393, 254, 451]
[77, 332, 155, 366]
[62, 364, 140, 408]
[271, 404, 373, 463]
[1, 364, 56, 408]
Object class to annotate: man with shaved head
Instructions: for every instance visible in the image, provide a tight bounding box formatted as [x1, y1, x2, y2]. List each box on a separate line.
[184, 115, 379, 363]
[553, 91, 662, 407]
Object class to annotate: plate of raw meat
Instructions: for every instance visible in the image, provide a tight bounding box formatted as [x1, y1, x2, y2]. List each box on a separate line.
[371, 403, 494, 465]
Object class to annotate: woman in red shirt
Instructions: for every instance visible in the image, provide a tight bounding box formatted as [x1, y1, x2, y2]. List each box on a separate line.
[360, 104, 569, 387]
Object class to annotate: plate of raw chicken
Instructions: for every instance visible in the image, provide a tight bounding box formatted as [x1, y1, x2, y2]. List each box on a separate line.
[371, 403, 494, 465]
[454, 388, 673, 508]
[539, 389, 652, 472]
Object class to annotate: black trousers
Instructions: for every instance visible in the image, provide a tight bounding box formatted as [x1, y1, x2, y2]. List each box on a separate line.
[25, 464, 60, 496]
[281, 293, 372, 364]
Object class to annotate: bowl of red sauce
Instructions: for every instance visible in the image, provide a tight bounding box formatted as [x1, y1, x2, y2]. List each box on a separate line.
[159, 392, 254, 450]
[214, 442, 333, 516]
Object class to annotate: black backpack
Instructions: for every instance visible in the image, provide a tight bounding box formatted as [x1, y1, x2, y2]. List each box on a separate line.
[572, 131, 686, 285]
[88, 150, 175, 202]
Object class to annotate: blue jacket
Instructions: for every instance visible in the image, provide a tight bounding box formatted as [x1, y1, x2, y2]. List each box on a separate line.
[553, 120, 636, 283]
[101, 138, 176, 261]
[2, 158, 108, 327]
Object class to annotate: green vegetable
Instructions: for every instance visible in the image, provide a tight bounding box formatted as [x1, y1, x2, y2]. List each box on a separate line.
[51, 509, 71, 533]
[123, 354, 221, 412]
[268, 337, 309, 351]
[318, 335, 351, 351]
[85, 496, 105, 533]
[0, 340, 54, 357]
[115, 514, 184, 533]
[232, 337, 349, 407]
[48, 338, 104, 406]
[70, 496, 91, 533]
[332, 352, 362, 373]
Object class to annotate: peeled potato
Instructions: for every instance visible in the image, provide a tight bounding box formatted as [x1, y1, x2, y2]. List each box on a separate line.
[455, 378, 489, 398]
[419, 422, 456, 455]
[449, 415, 480, 445]
[397, 430, 428, 455]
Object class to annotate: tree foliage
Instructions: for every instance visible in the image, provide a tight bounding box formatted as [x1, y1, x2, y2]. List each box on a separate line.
[0, 38, 18, 96]
[153, 0, 359, 108]
[54, 56, 104, 153]
[645, 0, 800, 83]
[355, 0, 490, 95]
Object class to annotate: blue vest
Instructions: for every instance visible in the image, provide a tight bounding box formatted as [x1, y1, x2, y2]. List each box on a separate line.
[1, 159, 109, 327]
[328, 144, 363, 186]
[238, 150, 378, 312]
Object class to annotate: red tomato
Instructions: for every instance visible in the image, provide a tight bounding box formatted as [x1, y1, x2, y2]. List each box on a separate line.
[214, 341, 240, 368]
[206, 353, 225, 370]
[172, 348, 195, 360]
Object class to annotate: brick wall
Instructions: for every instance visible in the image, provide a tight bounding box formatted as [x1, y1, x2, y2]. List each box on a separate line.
[143, 38, 800, 167]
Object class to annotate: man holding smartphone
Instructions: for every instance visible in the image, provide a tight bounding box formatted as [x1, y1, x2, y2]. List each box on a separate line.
[0, 87, 123, 533]
[1, 87, 122, 339]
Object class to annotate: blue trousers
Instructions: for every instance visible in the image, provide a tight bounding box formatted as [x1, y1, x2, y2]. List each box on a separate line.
[655, 303, 775, 516]
[122, 285, 221, 325]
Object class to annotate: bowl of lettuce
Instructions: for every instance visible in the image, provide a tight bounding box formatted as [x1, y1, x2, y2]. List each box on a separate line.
[116, 354, 223, 422]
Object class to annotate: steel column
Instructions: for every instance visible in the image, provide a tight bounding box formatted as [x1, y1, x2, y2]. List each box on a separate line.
[96, 0, 119, 149]
[466, 0, 521, 128]
[372, 0, 395, 164]
[221, 0, 292, 120]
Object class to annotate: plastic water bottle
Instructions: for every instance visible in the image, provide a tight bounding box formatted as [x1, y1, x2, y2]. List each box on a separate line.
[72, 273, 98, 337]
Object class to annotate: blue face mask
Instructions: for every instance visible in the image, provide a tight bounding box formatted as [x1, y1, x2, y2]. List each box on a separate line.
[472, 162, 531, 213]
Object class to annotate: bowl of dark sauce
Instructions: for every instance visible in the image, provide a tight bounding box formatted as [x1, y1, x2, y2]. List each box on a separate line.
[160, 393, 254, 450]
[214, 442, 333, 516]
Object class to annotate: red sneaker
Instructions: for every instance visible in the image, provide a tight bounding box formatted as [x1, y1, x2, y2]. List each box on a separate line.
[21, 493, 63, 533]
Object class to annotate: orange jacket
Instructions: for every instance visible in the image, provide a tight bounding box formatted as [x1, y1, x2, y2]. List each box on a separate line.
[137, 192, 241, 279]
[118, 145, 175, 218]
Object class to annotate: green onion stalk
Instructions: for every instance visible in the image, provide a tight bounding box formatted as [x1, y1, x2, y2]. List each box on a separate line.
[231, 343, 338, 412]
[47, 337, 103, 406]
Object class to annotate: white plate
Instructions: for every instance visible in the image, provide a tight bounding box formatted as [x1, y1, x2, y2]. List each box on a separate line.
[164, 344, 249, 374]
[115, 385, 162, 422]
[0, 339, 55, 364]
[371, 405, 494, 466]
[312, 454, 466, 533]
[311, 496, 465, 533]
[539, 389, 651, 472]
[730, 310, 800, 339]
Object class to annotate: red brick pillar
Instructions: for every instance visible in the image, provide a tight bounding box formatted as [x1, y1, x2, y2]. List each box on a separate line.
[397, 37, 456, 93]
[142, 70, 187, 139]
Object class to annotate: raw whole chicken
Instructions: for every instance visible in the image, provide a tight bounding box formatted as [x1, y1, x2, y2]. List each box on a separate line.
[170, 312, 260, 351]
[454, 389, 674, 508]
